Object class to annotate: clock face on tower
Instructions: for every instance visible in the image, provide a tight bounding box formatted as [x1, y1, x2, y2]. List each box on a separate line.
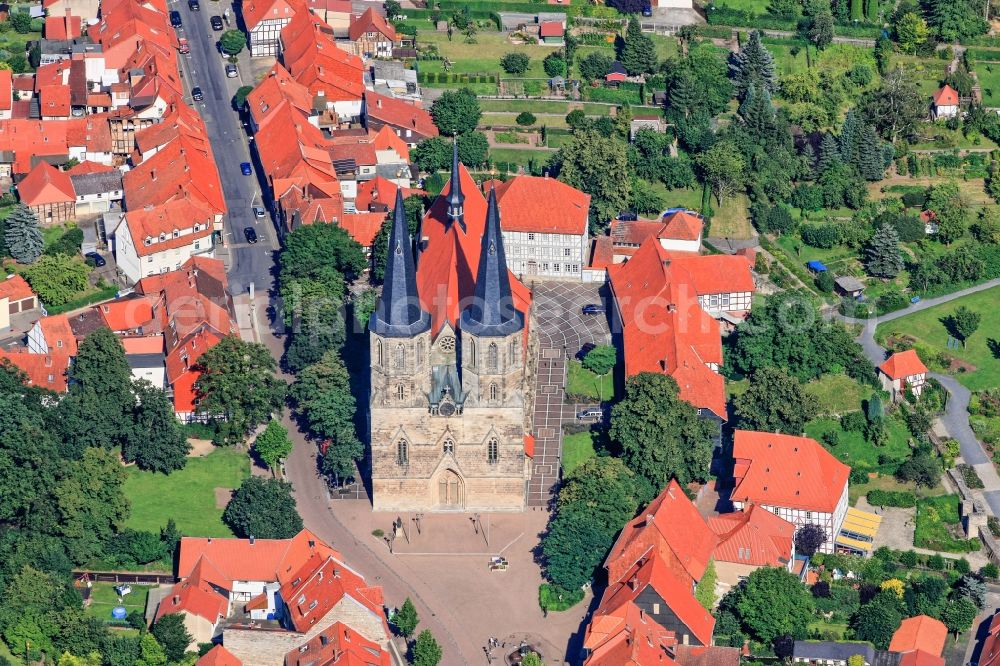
[439, 336, 456, 352]
[438, 401, 456, 417]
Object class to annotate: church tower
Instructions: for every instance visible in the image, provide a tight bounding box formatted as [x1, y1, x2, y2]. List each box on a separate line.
[459, 187, 524, 408]
[369, 189, 431, 411]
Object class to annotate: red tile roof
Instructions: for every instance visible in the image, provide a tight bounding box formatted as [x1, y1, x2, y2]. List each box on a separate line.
[95, 0, 177, 69]
[585, 600, 678, 666]
[674, 645, 742, 666]
[0, 118, 111, 174]
[0, 350, 70, 391]
[68, 160, 118, 175]
[155, 556, 230, 624]
[660, 210, 703, 241]
[539, 21, 564, 37]
[0, 274, 35, 302]
[0, 69, 12, 111]
[35, 314, 78, 356]
[178, 529, 340, 585]
[364, 92, 437, 141]
[196, 645, 242, 666]
[340, 212, 385, 248]
[279, 554, 388, 636]
[281, 11, 365, 100]
[285, 621, 391, 666]
[348, 7, 397, 42]
[486, 175, 589, 235]
[45, 13, 82, 39]
[18, 161, 76, 205]
[608, 239, 726, 417]
[708, 503, 794, 567]
[670, 254, 755, 296]
[370, 124, 410, 161]
[246, 64, 315, 131]
[354, 176, 423, 212]
[605, 479, 716, 588]
[417, 162, 531, 337]
[732, 430, 850, 513]
[979, 613, 1000, 666]
[121, 198, 215, 257]
[121, 335, 163, 354]
[97, 296, 156, 332]
[40, 85, 72, 118]
[933, 84, 959, 107]
[889, 615, 948, 657]
[124, 130, 226, 216]
[897, 651, 945, 666]
[880, 349, 928, 380]
[243, 0, 296, 31]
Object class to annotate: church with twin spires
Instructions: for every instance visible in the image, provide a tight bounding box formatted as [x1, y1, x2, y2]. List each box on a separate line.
[368, 148, 535, 512]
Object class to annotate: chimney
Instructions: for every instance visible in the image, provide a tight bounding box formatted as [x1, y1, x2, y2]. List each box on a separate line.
[645, 513, 654, 526]
[207, 537, 212, 543]
[150, 169, 156, 180]
[249, 536, 255, 544]
[376, 97, 381, 108]
[173, 595, 180, 605]
[667, 303, 676, 312]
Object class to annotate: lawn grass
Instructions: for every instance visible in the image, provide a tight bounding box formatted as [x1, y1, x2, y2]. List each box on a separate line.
[807, 619, 849, 640]
[478, 99, 623, 115]
[977, 64, 1000, 106]
[805, 415, 912, 469]
[480, 112, 569, 129]
[708, 193, 754, 240]
[803, 374, 868, 416]
[915, 494, 981, 552]
[123, 448, 250, 538]
[84, 582, 150, 622]
[417, 30, 559, 77]
[874, 286, 1000, 391]
[562, 430, 597, 476]
[490, 146, 555, 167]
[849, 474, 947, 506]
[566, 359, 613, 401]
[712, 0, 770, 13]
[653, 184, 704, 211]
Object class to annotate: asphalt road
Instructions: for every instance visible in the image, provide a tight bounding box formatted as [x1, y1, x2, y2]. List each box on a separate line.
[170, 0, 277, 296]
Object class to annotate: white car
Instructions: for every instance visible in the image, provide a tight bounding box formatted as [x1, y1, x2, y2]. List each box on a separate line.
[225, 63, 238, 78]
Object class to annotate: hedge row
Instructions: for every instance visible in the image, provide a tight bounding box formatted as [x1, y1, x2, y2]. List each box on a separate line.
[867, 489, 917, 508]
[704, 5, 881, 37]
[416, 71, 497, 84]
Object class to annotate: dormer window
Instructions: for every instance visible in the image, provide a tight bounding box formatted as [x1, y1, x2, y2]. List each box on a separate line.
[159, 233, 166, 241]
[144, 237, 152, 246]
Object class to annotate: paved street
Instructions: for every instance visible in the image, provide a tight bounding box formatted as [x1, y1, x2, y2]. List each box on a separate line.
[172, 0, 277, 295]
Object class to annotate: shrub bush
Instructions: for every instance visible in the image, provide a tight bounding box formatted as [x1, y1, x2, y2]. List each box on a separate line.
[800, 223, 843, 248]
[867, 489, 917, 508]
[515, 111, 537, 126]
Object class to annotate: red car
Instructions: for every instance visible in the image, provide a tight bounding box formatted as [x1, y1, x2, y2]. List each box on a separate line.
[177, 37, 190, 54]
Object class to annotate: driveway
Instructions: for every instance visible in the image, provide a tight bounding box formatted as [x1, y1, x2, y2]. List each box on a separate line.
[527, 281, 612, 507]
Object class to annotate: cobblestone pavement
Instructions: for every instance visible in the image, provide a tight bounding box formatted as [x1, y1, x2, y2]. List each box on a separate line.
[527, 281, 612, 507]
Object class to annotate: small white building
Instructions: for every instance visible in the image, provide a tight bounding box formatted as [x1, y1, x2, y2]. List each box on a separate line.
[113, 199, 215, 284]
[244, 0, 297, 57]
[879, 349, 928, 401]
[932, 84, 959, 119]
[731, 430, 850, 554]
[69, 169, 124, 217]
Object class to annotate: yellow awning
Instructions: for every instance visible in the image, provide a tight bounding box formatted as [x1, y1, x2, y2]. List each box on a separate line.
[840, 507, 882, 538]
[836, 533, 875, 553]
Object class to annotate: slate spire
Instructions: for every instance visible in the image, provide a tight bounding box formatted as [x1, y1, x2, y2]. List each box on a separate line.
[445, 141, 465, 230]
[460, 187, 523, 337]
[370, 189, 430, 338]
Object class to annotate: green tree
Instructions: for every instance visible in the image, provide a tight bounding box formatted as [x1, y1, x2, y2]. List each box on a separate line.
[850, 0, 863, 20]
[579, 52, 614, 82]
[193, 337, 286, 445]
[223, 477, 303, 539]
[565, 109, 588, 128]
[619, 17, 657, 76]
[384, 0, 401, 18]
[54, 448, 130, 562]
[734, 367, 820, 434]
[22, 255, 90, 305]
[500, 52, 530, 75]
[233, 85, 253, 109]
[942, 596, 977, 636]
[851, 591, 903, 648]
[582, 344, 616, 376]
[515, 111, 536, 126]
[928, 0, 987, 42]
[553, 129, 630, 230]
[558, 457, 645, 534]
[122, 380, 191, 473]
[794, 524, 827, 556]
[457, 130, 490, 167]
[394, 598, 419, 638]
[410, 630, 442, 666]
[543, 51, 566, 77]
[925, 181, 968, 244]
[729, 30, 777, 98]
[219, 30, 245, 56]
[520, 654, 542, 666]
[874, 34, 892, 74]
[9, 12, 31, 33]
[429, 88, 481, 136]
[947, 306, 982, 348]
[733, 567, 815, 644]
[135, 634, 167, 666]
[861, 69, 926, 143]
[609, 372, 717, 489]
[696, 140, 746, 204]
[281, 222, 366, 281]
[541, 509, 612, 590]
[864, 223, 904, 278]
[253, 421, 293, 473]
[412, 136, 453, 173]
[695, 559, 717, 610]
[807, 9, 834, 49]
[817, 132, 841, 174]
[150, 614, 192, 663]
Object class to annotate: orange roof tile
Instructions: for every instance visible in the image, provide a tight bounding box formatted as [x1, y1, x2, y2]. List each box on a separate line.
[121, 334, 164, 354]
[0, 70, 12, 111]
[732, 430, 850, 513]
[880, 349, 928, 380]
[97, 296, 156, 331]
[708, 504, 794, 567]
[40, 85, 72, 118]
[177, 529, 340, 585]
[667, 254, 755, 297]
[979, 613, 1000, 666]
[196, 645, 242, 666]
[125, 128, 226, 217]
[0, 274, 35, 302]
[340, 212, 385, 248]
[348, 7, 397, 42]
[0, 350, 70, 391]
[933, 84, 959, 107]
[370, 124, 410, 161]
[889, 615, 948, 657]
[354, 176, 423, 212]
[279, 554, 388, 636]
[122, 198, 215, 257]
[285, 621, 391, 666]
[605, 480, 716, 587]
[674, 645, 742, 666]
[897, 651, 945, 666]
[539, 21, 564, 37]
[68, 160, 118, 175]
[660, 210, 703, 241]
[243, 0, 296, 31]
[155, 556, 229, 624]
[36, 314, 78, 356]
[585, 599, 678, 666]
[608, 239, 726, 417]
[18, 161, 75, 205]
[365, 92, 437, 141]
[486, 175, 588, 235]
[45, 13, 82, 39]
[246, 64, 315, 131]
[281, 11, 365, 100]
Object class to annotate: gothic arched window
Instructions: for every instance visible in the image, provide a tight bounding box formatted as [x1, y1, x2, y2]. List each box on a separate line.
[487, 438, 499, 464]
[396, 439, 408, 466]
[443, 439, 455, 455]
[376, 340, 383, 367]
[487, 342, 498, 372]
[468, 338, 476, 368]
[396, 384, 405, 401]
[489, 382, 498, 401]
[508, 339, 516, 367]
[415, 340, 424, 368]
[394, 343, 405, 370]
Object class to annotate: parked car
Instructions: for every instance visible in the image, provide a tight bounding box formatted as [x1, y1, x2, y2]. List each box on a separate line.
[576, 342, 596, 361]
[225, 63, 238, 78]
[169, 9, 182, 26]
[84, 252, 106, 267]
[641, 4, 652, 15]
[191, 86, 203, 101]
[252, 205, 266, 218]
[188, 0, 199, 9]
[240, 162, 252, 176]
[210, 14, 223, 30]
[577, 408, 602, 420]
[243, 226, 258, 244]
[581, 304, 605, 315]
[177, 37, 190, 54]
